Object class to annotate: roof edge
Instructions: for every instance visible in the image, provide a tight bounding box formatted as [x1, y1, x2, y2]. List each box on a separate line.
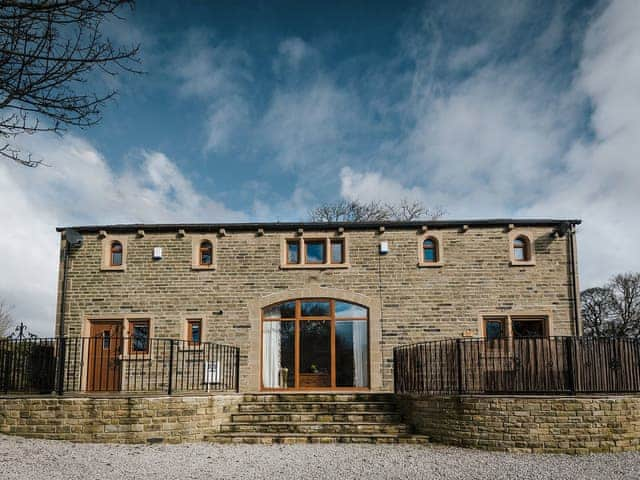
[56, 218, 582, 233]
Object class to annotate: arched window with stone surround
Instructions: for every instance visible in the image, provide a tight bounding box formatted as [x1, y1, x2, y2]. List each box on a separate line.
[110, 241, 123, 266]
[199, 240, 213, 266]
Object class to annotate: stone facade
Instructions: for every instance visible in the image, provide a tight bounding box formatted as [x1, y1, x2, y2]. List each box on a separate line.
[0, 395, 242, 443]
[55, 221, 579, 392]
[398, 394, 640, 453]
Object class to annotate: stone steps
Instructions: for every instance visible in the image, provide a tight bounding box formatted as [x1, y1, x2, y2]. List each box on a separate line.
[220, 422, 409, 434]
[205, 393, 428, 445]
[204, 432, 430, 445]
[231, 412, 403, 423]
[237, 401, 397, 413]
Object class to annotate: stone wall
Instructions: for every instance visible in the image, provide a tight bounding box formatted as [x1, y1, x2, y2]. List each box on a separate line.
[398, 394, 640, 454]
[0, 395, 242, 443]
[56, 224, 578, 391]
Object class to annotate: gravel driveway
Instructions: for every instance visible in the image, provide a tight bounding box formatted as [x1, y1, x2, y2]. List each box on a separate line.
[1, 434, 638, 480]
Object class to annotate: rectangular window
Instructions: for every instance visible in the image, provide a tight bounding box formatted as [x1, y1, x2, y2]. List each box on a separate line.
[187, 319, 202, 344]
[129, 320, 150, 354]
[305, 240, 325, 264]
[484, 317, 506, 341]
[330, 240, 344, 264]
[512, 318, 545, 338]
[286, 240, 300, 264]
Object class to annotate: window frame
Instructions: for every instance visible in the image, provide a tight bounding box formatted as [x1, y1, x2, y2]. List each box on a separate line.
[281, 235, 350, 269]
[479, 313, 551, 339]
[199, 240, 213, 266]
[110, 241, 123, 267]
[182, 316, 207, 348]
[417, 232, 444, 268]
[191, 235, 217, 270]
[100, 235, 127, 271]
[187, 319, 203, 345]
[128, 319, 151, 355]
[508, 230, 536, 266]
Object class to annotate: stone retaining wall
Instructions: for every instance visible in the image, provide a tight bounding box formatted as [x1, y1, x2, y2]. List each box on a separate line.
[0, 394, 242, 443]
[398, 394, 640, 454]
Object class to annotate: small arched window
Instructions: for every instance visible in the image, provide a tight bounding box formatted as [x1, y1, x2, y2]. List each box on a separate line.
[423, 238, 438, 263]
[110, 241, 123, 266]
[199, 240, 213, 266]
[513, 236, 530, 261]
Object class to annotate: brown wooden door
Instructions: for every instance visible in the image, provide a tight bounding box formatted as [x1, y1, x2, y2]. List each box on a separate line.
[87, 321, 122, 392]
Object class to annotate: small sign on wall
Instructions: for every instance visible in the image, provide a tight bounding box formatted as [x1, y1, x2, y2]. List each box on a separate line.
[152, 247, 162, 259]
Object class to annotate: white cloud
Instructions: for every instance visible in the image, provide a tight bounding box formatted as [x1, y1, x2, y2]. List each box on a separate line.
[0, 135, 244, 336]
[277, 37, 314, 68]
[260, 79, 360, 169]
[337, 0, 640, 288]
[173, 30, 253, 152]
[340, 167, 427, 204]
[522, 0, 640, 287]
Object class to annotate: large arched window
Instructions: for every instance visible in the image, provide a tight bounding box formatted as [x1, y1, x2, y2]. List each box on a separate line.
[199, 240, 213, 266]
[262, 299, 369, 390]
[110, 241, 123, 266]
[513, 236, 530, 262]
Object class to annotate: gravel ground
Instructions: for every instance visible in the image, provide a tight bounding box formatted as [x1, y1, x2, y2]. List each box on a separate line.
[1, 435, 639, 480]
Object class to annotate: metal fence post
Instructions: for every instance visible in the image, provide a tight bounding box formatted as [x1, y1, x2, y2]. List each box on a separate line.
[167, 339, 175, 395]
[566, 336, 576, 395]
[234, 347, 240, 393]
[456, 339, 463, 395]
[393, 348, 398, 394]
[56, 337, 66, 395]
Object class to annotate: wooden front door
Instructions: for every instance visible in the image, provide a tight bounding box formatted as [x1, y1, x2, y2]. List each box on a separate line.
[87, 321, 122, 392]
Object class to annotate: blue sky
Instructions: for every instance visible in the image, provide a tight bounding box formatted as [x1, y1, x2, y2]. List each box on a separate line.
[1, 0, 639, 334]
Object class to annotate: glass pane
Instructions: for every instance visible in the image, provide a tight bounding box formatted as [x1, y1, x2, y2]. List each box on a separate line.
[263, 301, 296, 319]
[201, 252, 212, 265]
[305, 241, 325, 263]
[301, 301, 330, 317]
[331, 241, 344, 263]
[190, 322, 201, 343]
[336, 321, 369, 387]
[132, 324, 149, 352]
[111, 252, 122, 265]
[102, 331, 110, 349]
[512, 319, 545, 338]
[485, 320, 504, 341]
[299, 320, 331, 387]
[335, 301, 367, 318]
[423, 247, 436, 262]
[287, 241, 299, 264]
[262, 321, 295, 388]
[514, 246, 525, 261]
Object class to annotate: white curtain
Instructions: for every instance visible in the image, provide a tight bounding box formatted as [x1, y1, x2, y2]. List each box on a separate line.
[352, 321, 368, 387]
[262, 322, 281, 388]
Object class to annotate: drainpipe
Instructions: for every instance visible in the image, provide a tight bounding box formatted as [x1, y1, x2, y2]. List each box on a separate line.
[567, 226, 581, 337]
[56, 235, 70, 395]
[56, 229, 82, 395]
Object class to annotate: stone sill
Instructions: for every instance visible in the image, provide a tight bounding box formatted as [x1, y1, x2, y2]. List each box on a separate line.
[280, 264, 350, 270]
[509, 260, 536, 267]
[417, 262, 443, 268]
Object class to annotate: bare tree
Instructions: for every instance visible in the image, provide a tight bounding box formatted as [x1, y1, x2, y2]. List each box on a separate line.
[0, 300, 13, 337]
[309, 199, 446, 222]
[581, 287, 615, 337]
[608, 273, 640, 337]
[582, 273, 640, 338]
[0, 0, 141, 167]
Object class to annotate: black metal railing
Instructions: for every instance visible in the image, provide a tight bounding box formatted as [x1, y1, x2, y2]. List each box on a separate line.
[394, 336, 640, 395]
[0, 337, 240, 395]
